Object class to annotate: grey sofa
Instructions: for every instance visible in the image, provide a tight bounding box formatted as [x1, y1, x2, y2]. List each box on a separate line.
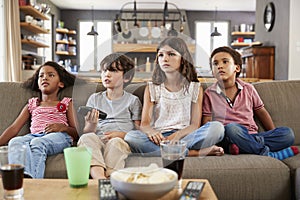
[0, 80, 299, 200]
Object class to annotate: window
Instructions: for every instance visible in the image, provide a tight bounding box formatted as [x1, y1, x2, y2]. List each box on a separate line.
[195, 21, 229, 71]
[79, 21, 112, 71]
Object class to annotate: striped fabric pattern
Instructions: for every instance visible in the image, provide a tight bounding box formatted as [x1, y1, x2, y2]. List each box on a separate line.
[28, 97, 71, 134]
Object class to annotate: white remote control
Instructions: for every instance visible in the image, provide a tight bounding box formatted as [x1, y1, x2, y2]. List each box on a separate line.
[98, 179, 118, 200]
[179, 181, 205, 200]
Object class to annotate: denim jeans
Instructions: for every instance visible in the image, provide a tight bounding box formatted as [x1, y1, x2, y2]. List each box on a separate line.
[8, 132, 72, 178]
[224, 123, 295, 155]
[124, 121, 224, 156]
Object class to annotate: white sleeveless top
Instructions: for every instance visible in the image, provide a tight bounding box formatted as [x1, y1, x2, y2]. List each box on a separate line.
[148, 81, 200, 132]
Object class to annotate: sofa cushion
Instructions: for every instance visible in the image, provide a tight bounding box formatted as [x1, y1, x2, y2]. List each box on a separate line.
[45, 154, 67, 178]
[295, 168, 300, 200]
[253, 80, 300, 145]
[125, 154, 291, 200]
[0, 82, 38, 136]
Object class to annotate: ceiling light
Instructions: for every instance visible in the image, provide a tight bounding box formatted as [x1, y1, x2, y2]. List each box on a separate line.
[87, 6, 98, 36]
[210, 27, 222, 36]
[211, 7, 222, 37]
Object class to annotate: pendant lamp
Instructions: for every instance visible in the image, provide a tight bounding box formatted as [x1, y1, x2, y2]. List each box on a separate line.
[211, 7, 221, 37]
[87, 6, 98, 36]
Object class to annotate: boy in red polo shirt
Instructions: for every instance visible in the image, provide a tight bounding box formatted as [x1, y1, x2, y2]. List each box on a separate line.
[202, 46, 298, 160]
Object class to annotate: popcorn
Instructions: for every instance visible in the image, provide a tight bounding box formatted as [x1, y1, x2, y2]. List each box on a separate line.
[113, 163, 175, 184]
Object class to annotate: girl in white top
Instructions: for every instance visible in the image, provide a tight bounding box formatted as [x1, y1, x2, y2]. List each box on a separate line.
[125, 37, 224, 156]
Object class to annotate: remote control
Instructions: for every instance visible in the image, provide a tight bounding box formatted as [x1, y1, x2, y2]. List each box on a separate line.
[179, 181, 205, 200]
[77, 106, 107, 120]
[98, 179, 118, 200]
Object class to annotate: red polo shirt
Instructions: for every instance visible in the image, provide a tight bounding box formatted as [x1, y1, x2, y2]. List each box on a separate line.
[202, 79, 264, 134]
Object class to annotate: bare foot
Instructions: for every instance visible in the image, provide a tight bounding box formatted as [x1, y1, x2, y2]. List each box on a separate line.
[90, 166, 107, 179]
[188, 145, 224, 156]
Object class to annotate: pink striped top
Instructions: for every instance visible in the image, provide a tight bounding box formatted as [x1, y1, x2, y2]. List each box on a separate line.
[28, 97, 72, 134]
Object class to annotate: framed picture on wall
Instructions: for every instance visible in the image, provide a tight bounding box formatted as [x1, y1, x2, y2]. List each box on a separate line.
[264, 2, 275, 32]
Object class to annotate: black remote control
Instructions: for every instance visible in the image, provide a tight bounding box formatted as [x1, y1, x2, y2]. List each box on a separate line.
[98, 179, 118, 200]
[77, 106, 107, 120]
[179, 181, 205, 200]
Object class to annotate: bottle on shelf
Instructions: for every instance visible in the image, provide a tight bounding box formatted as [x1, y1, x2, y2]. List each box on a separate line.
[145, 57, 151, 72]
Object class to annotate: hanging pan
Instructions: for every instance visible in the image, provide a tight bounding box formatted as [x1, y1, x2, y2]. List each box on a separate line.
[139, 21, 149, 37]
[151, 20, 161, 38]
[167, 22, 178, 36]
[122, 20, 132, 39]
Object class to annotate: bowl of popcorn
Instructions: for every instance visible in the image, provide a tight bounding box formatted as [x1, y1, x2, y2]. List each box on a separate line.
[110, 164, 177, 200]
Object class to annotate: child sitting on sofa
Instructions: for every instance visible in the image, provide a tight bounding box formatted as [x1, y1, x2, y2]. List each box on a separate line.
[202, 46, 299, 160]
[125, 37, 225, 157]
[0, 61, 78, 178]
[77, 53, 142, 179]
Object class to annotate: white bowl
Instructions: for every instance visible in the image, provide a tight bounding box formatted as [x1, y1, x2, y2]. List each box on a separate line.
[110, 166, 177, 200]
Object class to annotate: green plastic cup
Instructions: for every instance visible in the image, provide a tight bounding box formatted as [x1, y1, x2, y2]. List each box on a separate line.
[63, 147, 92, 188]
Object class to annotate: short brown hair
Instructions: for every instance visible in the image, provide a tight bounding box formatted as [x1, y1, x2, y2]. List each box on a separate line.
[210, 46, 242, 77]
[100, 53, 135, 87]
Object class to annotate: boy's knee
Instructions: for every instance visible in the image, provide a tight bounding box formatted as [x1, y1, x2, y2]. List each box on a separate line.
[107, 138, 130, 153]
[283, 127, 295, 144]
[78, 133, 97, 144]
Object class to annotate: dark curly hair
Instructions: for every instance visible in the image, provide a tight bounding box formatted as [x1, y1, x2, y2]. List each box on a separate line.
[210, 46, 242, 77]
[152, 37, 198, 90]
[100, 53, 135, 87]
[22, 61, 76, 92]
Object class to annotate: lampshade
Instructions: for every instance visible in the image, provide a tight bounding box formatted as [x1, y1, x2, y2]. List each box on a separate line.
[87, 6, 98, 36]
[87, 26, 98, 36]
[211, 27, 222, 36]
[211, 7, 222, 37]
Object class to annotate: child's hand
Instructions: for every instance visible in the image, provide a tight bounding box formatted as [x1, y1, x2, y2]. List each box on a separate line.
[44, 123, 66, 133]
[165, 133, 178, 141]
[84, 109, 99, 124]
[83, 109, 99, 133]
[148, 132, 165, 145]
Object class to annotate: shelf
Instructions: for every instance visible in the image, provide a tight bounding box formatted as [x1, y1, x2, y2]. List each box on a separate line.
[19, 5, 49, 20]
[231, 42, 251, 47]
[20, 22, 49, 34]
[56, 40, 76, 45]
[21, 39, 49, 48]
[56, 40, 69, 44]
[231, 32, 255, 36]
[56, 28, 77, 35]
[56, 51, 76, 56]
[113, 43, 195, 53]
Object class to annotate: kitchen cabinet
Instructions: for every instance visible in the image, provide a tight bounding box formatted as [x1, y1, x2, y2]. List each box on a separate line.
[231, 31, 255, 49]
[55, 28, 77, 56]
[241, 46, 275, 79]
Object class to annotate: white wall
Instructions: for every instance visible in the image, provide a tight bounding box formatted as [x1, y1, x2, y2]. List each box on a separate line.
[288, 0, 300, 79]
[0, 0, 5, 81]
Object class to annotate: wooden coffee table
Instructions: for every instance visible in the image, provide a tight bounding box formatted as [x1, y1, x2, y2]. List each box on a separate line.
[0, 178, 217, 200]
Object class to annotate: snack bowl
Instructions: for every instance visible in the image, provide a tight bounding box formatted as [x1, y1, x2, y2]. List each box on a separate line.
[110, 165, 177, 200]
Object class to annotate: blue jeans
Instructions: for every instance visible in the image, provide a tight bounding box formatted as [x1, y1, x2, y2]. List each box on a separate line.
[8, 132, 72, 178]
[224, 123, 295, 155]
[124, 121, 224, 156]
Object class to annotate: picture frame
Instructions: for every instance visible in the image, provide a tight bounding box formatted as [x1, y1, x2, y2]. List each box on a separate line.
[264, 2, 275, 32]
